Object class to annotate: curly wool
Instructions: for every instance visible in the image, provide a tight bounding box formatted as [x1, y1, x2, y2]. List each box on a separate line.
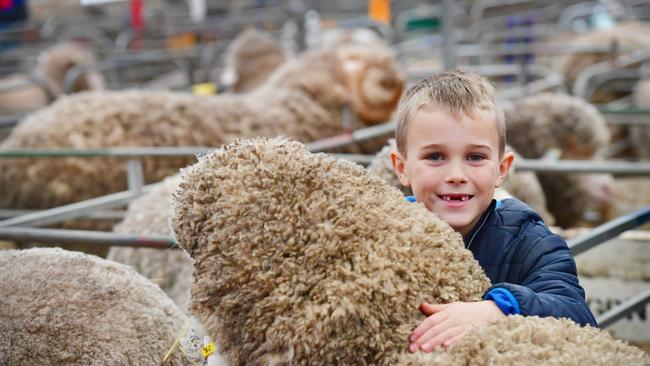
[505, 93, 610, 159]
[222, 28, 289, 93]
[548, 22, 650, 89]
[506, 93, 612, 227]
[0, 45, 403, 210]
[107, 175, 194, 311]
[171, 137, 490, 366]
[0, 247, 189, 365]
[398, 315, 648, 365]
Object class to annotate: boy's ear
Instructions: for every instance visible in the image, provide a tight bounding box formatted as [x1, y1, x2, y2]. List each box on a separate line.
[390, 150, 411, 187]
[495, 151, 515, 187]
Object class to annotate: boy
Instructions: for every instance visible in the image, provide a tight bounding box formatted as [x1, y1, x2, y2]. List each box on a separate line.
[390, 69, 597, 353]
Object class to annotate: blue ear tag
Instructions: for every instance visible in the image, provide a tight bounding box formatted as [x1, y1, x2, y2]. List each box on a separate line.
[405, 195, 417, 203]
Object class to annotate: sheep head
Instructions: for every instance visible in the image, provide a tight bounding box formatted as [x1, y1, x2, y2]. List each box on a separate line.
[337, 45, 404, 125]
[172, 137, 489, 365]
[222, 28, 288, 93]
[506, 93, 610, 159]
[37, 42, 105, 95]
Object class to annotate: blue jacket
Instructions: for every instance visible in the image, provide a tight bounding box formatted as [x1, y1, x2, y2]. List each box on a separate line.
[466, 198, 597, 327]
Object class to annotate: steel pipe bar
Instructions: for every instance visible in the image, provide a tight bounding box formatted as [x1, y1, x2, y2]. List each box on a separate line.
[597, 287, 650, 329]
[0, 146, 213, 158]
[569, 205, 650, 256]
[306, 121, 396, 152]
[0, 183, 160, 228]
[0, 209, 125, 220]
[515, 160, 650, 175]
[600, 108, 650, 126]
[0, 227, 176, 249]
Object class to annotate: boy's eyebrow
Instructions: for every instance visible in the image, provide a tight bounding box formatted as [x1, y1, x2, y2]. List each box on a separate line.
[469, 144, 492, 151]
[419, 143, 493, 151]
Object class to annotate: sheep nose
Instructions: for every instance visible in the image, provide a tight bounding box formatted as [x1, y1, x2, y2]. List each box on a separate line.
[380, 77, 396, 89]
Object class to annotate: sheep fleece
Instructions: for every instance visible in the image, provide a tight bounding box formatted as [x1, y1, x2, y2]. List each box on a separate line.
[172, 137, 490, 365]
[0, 248, 188, 365]
[108, 174, 194, 311]
[398, 315, 648, 365]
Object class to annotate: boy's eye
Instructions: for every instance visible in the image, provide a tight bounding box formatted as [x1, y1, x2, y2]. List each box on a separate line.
[467, 154, 485, 161]
[426, 153, 444, 161]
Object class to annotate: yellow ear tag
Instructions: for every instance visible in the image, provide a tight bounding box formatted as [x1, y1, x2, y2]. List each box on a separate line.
[201, 342, 216, 358]
[192, 83, 217, 96]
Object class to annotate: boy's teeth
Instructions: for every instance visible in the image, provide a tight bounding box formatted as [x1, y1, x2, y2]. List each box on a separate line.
[441, 195, 471, 201]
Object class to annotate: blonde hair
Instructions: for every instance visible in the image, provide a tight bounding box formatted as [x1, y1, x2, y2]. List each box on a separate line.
[395, 69, 505, 156]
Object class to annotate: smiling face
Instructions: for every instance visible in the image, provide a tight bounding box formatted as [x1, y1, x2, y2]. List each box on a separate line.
[391, 108, 513, 237]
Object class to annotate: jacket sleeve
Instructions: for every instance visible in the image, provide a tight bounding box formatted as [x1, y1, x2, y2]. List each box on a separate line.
[489, 229, 597, 327]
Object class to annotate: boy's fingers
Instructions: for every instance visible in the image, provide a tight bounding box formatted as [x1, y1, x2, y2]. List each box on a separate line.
[410, 312, 447, 341]
[442, 331, 466, 349]
[420, 325, 461, 353]
[411, 324, 441, 350]
[420, 302, 445, 315]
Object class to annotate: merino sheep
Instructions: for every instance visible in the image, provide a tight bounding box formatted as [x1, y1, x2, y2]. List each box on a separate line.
[221, 28, 289, 93]
[366, 139, 555, 225]
[0, 42, 104, 116]
[107, 174, 194, 310]
[548, 22, 650, 91]
[0, 44, 403, 210]
[505, 93, 615, 227]
[397, 315, 647, 365]
[505, 93, 610, 159]
[172, 137, 489, 365]
[171, 137, 647, 365]
[0, 247, 192, 365]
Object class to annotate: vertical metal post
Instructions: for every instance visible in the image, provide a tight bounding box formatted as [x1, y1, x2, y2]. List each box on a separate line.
[442, 0, 456, 70]
[126, 159, 144, 195]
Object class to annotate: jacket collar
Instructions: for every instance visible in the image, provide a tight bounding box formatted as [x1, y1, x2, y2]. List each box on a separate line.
[463, 199, 498, 250]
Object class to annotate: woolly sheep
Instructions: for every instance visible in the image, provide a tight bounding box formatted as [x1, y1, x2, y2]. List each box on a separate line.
[397, 315, 647, 365]
[0, 247, 191, 365]
[172, 137, 489, 365]
[221, 28, 289, 93]
[0, 42, 104, 116]
[107, 174, 194, 310]
[171, 137, 647, 365]
[548, 22, 650, 90]
[366, 139, 555, 225]
[0, 44, 403, 210]
[505, 93, 615, 227]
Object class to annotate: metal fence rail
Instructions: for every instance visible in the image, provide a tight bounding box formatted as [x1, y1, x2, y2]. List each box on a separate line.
[0, 226, 175, 249]
[0, 183, 160, 228]
[569, 205, 650, 329]
[597, 288, 650, 328]
[569, 206, 650, 256]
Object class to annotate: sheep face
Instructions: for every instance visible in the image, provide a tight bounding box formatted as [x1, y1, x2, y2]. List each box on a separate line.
[337, 46, 404, 125]
[38, 42, 105, 94]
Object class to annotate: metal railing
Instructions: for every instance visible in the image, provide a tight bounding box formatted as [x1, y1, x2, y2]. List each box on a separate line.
[568, 205, 650, 328]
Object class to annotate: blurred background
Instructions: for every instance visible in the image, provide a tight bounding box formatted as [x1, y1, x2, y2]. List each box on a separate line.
[1, 0, 649, 354]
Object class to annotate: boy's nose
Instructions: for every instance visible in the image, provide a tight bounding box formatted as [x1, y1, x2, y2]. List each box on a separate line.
[445, 162, 468, 184]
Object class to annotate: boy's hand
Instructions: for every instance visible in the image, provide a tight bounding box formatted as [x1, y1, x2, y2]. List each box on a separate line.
[408, 300, 505, 352]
